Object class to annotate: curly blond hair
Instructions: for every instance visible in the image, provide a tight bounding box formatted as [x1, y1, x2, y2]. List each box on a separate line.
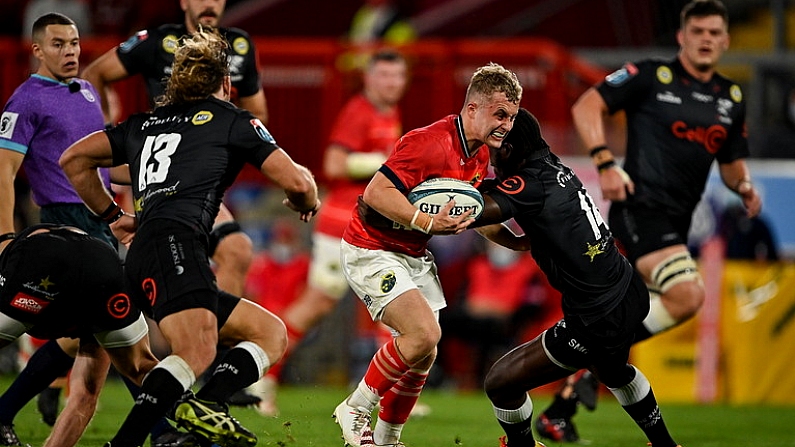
[156, 28, 230, 107]
[465, 62, 522, 105]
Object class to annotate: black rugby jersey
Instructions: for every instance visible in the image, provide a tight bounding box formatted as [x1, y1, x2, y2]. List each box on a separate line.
[485, 152, 634, 324]
[106, 97, 278, 235]
[116, 24, 262, 104]
[597, 58, 748, 217]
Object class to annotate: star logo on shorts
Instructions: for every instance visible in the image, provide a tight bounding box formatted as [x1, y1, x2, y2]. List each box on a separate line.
[380, 272, 396, 293]
[39, 276, 54, 291]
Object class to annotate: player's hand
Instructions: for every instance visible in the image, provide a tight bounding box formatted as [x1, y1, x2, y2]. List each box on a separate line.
[599, 165, 634, 201]
[111, 213, 137, 246]
[737, 181, 762, 218]
[283, 198, 320, 222]
[429, 200, 474, 235]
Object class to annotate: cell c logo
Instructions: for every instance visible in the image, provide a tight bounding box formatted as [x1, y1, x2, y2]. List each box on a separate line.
[671, 121, 726, 154]
[108, 293, 131, 319]
[496, 176, 525, 195]
[142, 278, 157, 307]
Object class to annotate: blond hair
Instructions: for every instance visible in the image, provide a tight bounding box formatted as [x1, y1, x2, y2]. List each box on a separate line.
[156, 28, 230, 107]
[465, 63, 522, 105]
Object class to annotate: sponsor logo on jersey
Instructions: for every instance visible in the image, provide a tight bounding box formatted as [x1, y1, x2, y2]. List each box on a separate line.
[141, 114, 190, 130]
[119, 30, 148, 53]
[107, 293, 131, 319]
[716, 98, 734, 120]
[656, 66, 673, 84]
[671, 121, 726, 154]
[730, 84, 742, 103]
[0, 273, 5, 287]
[10, 292, 49, 314]
[142, 278, 157, 307]
[232, 37, 249, 55]
[229, 55, 245, 78]
[691, 91, 713, 103]
[250, 119, 276, 144]
[656, 91, 682, 104]
[556, 170, 573, 188]
[191, 111, 213, 125]
[496, 175, 525, 195]
[162, 34, 179, 54]
[0, 112, 19, 139]
[380, 271, 396, 293]
[605, 62, 637, 86]
[135, 181, 180, 213]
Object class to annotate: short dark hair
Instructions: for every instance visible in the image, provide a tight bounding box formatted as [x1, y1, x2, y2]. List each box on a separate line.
[367, 48, 405, 68]
[681, 0, 728, 29]
[32, 13, 75, 42]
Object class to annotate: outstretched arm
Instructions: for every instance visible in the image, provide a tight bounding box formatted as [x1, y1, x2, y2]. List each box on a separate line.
[43, 341, 111, 447]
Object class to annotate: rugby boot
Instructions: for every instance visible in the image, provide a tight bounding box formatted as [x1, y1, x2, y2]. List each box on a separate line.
[174, 398, 257, 447]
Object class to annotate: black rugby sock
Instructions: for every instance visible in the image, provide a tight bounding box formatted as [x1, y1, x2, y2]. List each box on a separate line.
[111, 368, 186, 447]
[497, 418, 536, 447]
[196, 346, 259, 403]
[621, 390, 677, 447]
[0, 339, 74, 424]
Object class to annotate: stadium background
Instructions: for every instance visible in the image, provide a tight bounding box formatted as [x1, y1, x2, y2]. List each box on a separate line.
[0, 0, 793, 406]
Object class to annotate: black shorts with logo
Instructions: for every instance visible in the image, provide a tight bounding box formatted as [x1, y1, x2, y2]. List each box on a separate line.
[542, 269, 649, 371]
[608, 202, 691, 264]
[124, 219, 239, 326]
[0, 225, 137, 340]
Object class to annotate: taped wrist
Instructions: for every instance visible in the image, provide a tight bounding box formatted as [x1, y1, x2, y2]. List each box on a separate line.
[346, 152, 387, 179]
[410, 209, 433, 234]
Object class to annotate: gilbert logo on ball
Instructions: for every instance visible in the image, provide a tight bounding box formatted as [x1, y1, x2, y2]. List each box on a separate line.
[407, 178, 484, 219]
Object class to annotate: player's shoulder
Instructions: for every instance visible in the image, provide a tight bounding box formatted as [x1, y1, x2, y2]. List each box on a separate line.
[221, 27, 257, 55]
[401, 116, 455, 147]
[711, 71, 744, 103]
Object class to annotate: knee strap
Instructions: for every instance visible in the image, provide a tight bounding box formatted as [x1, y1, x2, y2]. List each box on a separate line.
[650, 252, 701, 294]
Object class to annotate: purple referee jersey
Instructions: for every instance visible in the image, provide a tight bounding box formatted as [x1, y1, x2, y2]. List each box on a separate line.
[0, 74, 108, 206]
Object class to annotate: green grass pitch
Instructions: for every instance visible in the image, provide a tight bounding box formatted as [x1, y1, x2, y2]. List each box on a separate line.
[3, 376, 794, 446]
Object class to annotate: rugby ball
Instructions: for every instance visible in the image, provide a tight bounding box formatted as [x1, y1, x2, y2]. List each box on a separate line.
[407, 177, 484, 220]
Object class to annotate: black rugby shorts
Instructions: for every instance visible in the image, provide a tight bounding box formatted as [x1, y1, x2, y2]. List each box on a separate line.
[124, 220, 219, 322]
[608, 203, 691, 264]
[543, 272, 649, 370]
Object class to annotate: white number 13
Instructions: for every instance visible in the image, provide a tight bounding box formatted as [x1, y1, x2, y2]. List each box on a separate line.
[138, 133, 181, 190]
